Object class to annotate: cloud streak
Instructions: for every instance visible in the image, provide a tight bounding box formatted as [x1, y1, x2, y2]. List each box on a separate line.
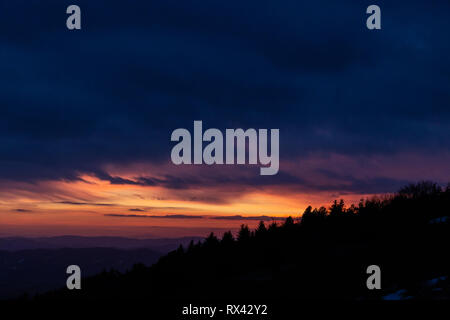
[104, 214, 203, 219]
[13, 209, 33, 213]
[104, 214, 287, 221]
[210, 215, 286, 221]
[56, 201, 115, 207]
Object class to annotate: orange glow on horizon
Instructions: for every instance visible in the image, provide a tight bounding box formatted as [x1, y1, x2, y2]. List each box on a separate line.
[0, 161, 390, 237]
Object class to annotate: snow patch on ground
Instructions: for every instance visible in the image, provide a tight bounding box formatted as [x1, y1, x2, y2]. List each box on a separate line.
[429, 216, 449, 224]
[383, 289, 412, 300]
[425, 276, 447, 287]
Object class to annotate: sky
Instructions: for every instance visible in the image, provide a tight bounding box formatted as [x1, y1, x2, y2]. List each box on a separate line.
[1, 1, 450, 237]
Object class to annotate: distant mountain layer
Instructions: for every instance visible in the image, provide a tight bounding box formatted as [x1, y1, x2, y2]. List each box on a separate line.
[0, 247, 162, 299]
[0, 236, 203, 252]
[0, 236, 203, 299]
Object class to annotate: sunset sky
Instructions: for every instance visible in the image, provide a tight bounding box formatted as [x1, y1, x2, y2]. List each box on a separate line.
[1, 1, 450, 238]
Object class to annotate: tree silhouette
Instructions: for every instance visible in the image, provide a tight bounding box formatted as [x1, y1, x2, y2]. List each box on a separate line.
[221, 231, 234, 245]
[237, 224, 251, 243]
[255, 221, 267, 235]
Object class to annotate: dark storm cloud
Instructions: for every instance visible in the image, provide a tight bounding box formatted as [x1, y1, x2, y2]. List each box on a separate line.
[1, 1, 449, 194]
[93, 169, 305, 190]
[90, 167, 409, 195]
[313, 169, 412, 194]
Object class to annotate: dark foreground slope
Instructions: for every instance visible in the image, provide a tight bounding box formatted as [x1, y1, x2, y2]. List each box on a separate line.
[36, 182, 450, 301]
